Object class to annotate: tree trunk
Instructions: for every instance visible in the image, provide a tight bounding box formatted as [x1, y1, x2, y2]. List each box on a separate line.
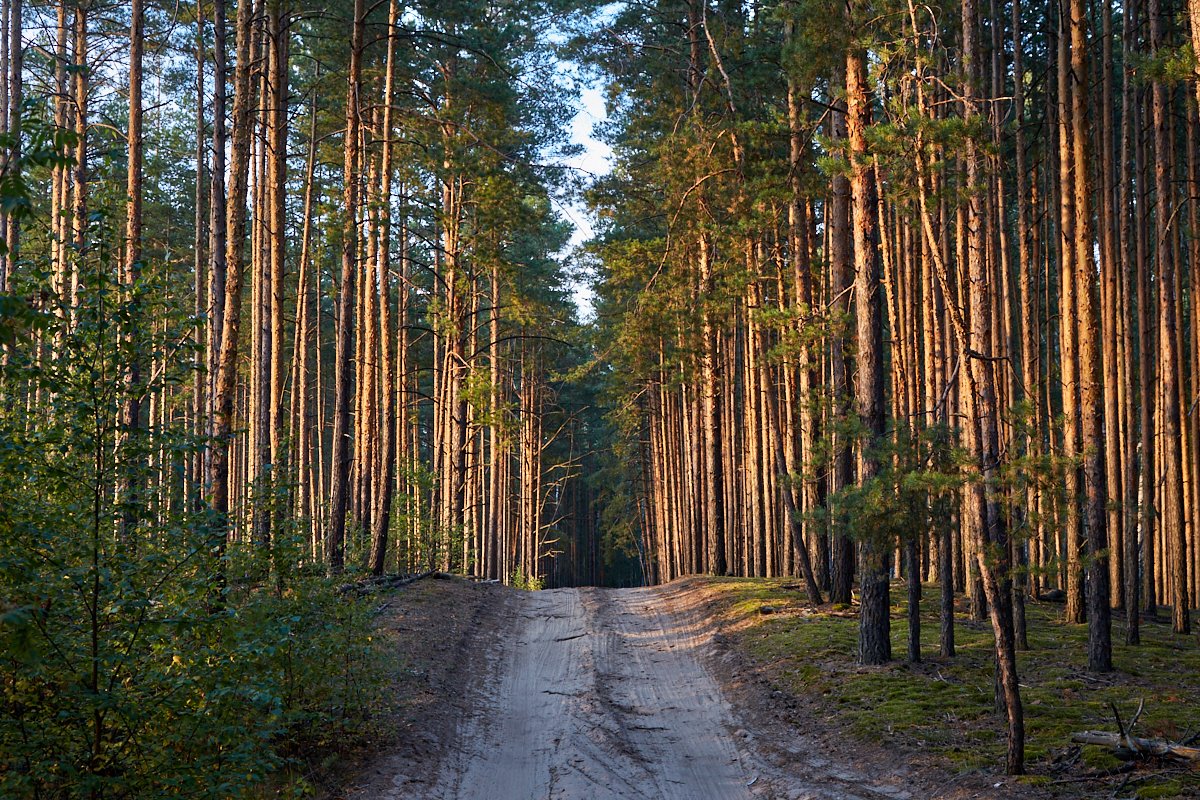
[1149, 0, 1189, 634]
[1121, 0, 1143, 644]
[828, 78, 855, 606]
[120, 0, 144, 542]
[327, 0, 364, 574]
[846, 43, 890, 666]
[369, 0, 400, 576]
[208, 0, 257, 579]
[963, 0, 1024, 773]
[699, 234, 727, 575]
[1068, 0, 1112, 671]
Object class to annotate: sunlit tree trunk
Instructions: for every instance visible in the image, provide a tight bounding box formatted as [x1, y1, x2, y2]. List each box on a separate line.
[327, 0, 364, 574]
[1149, 0, 1189, 633]
[1067, 0, 1112, 670]
[845, 42, 889, 665]
[369, 0, 400, 576]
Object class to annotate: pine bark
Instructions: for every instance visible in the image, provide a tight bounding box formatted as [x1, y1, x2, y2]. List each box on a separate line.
[1149, 0, 1190, 633]
[369, 0, 400, 575]
[1068, 0, 1112, 671]
[327, 0, 364, 574]
[846, 45, 889, 665]
[963, 0, 1024, 773]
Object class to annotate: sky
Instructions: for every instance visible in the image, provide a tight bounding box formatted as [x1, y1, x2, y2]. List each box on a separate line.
[563, 84, 611, 249]
[559, 81, 612, 320]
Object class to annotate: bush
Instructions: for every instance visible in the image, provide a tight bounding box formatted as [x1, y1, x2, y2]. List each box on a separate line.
[510, 566, 544, 591]
[0, 199, 386, 798]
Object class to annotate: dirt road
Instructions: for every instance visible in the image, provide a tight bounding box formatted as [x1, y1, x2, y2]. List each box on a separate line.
[441, 587, 753, 799]
[349, 584, 959, 799]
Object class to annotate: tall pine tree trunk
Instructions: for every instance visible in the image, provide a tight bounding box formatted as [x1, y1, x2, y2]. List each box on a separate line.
[1068, 0, 1112, 670]
[846, 43, 890, 665]
[327, 0, 364, 574]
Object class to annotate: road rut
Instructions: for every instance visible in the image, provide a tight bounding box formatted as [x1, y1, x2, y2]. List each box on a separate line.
[352, 584, 964, 799]
[438, 587, 753, 799]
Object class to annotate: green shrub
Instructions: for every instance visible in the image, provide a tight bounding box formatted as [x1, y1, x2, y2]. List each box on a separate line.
[0, 159, 387, 796]
[510, 566, 544, 591]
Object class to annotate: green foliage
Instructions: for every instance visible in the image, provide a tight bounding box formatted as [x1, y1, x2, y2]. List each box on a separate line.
[825, 422, 964, 553]
[0, 292, 48, 346]
[1137, 43, 1196, 85]
[0, 149, 387, 799]
[510, 566, 544, 591]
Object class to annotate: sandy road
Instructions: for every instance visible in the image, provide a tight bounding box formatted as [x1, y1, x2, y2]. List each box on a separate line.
[347, 582, 1006, 800]
[436, 586, 756, 799]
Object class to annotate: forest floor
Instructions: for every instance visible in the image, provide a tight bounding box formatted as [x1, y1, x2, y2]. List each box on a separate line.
[330, 576, 1071, 800]
[696, 577, 1200, 799]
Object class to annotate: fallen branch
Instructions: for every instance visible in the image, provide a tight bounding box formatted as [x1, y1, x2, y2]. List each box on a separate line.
[1048, 762, 1136, 784]
[1071, 731, 1200, 764]
[337, 570, 435, 596]
[1073, 699, 1200, 764]
[432, 571, 500, 583]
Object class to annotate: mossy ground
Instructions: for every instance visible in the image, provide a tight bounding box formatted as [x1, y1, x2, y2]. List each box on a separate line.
[703, 578, 1200, 798]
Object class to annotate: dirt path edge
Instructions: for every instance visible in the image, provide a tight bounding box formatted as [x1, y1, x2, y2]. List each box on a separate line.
[663, 577, 1032, 800]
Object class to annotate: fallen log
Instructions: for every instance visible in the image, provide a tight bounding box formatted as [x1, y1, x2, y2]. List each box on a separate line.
[337, 570, 435, 596]
[432, 571, 500, 583]
[1071, 731, 1200, 764]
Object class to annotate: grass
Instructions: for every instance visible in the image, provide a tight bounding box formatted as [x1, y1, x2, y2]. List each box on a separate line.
[701, 577, 1200, 798]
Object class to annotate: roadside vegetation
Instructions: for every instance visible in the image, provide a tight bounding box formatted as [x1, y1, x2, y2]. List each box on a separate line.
[702, 578, 1200, 798]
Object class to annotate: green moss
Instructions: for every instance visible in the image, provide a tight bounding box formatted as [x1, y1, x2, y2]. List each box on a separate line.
[1137, 780, 1186, 799]
[703, 578, 1200, 798]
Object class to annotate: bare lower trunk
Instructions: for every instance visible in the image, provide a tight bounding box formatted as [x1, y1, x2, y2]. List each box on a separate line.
[328, 0, 364, 574]
[1068, 0, 1112, 671]
[846, 43, 889, 665]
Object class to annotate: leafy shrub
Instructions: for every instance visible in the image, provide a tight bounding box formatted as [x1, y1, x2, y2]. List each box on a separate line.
[510, 566, 544, 591]
[0, 135, 388, 796]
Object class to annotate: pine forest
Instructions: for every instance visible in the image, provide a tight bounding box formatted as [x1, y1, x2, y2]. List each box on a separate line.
[2, 0, 1200, 797]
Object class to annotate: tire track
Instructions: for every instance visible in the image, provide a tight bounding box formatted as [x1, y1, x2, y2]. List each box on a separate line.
[438, 587, 753, 799]
[383, 585, 934, 800]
